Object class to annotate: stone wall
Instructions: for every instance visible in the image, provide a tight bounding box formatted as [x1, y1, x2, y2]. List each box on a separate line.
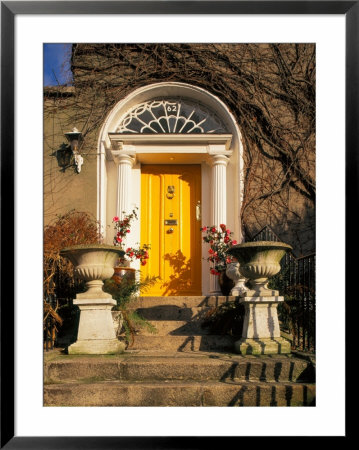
[43, 43, 315, 255]
[44, 88, 98, 225]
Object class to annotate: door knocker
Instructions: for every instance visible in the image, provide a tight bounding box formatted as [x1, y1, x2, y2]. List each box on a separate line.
[166, 186, 175, 199]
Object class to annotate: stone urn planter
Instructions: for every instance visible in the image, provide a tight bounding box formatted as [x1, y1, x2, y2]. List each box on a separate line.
[227, 241, 292, 355]
[60, 244, 125, 354]
[225, 262, 247, 296]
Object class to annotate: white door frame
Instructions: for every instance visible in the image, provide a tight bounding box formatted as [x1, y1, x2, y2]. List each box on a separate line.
[97, 82, 244, 294]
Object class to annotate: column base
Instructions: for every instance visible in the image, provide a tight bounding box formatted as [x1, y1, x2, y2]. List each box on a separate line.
[240, 289, 279, 298]
[67, 339, 125, 355]
[234, 337, 291, 355]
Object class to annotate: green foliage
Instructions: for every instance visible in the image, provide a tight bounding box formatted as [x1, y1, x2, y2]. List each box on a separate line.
[103, 275, 158, 347]
[122, 310, 157, 343]
[201, 300, 245, 337]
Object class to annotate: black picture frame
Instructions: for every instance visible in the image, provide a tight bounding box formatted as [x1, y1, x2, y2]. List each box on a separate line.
[1, 1, 353, 447]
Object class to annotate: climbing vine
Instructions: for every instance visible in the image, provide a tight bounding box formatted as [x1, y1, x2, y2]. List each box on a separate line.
[44, 43, 315, 254]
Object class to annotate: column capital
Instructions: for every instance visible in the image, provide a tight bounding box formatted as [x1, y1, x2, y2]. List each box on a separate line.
[208, 154, 230, 167]
[112, 151, 135, 167]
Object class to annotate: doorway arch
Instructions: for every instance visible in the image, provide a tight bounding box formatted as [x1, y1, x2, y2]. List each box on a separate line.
[97, 82, 244, 295]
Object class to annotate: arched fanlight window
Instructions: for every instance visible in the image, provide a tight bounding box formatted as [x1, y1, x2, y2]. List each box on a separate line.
[116, 98, 228, 134]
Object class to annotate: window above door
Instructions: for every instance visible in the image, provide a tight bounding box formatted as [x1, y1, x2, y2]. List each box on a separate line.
[115, 98, 228, 134]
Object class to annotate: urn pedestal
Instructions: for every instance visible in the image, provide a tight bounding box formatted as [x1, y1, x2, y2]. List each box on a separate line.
[60, 244, 125, 355]
[228, 241, 292, 355]
[234, 296, 291, 355]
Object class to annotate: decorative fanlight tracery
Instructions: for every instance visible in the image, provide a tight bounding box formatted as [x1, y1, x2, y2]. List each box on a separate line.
[116, 98, 228, 134]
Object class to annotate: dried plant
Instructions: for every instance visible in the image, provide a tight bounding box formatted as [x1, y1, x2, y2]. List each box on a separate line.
[43, 301, 63, 349]
[43, 209, 102, 300]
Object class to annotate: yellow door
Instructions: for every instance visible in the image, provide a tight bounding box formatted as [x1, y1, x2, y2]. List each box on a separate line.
[141, 164, 202, 296]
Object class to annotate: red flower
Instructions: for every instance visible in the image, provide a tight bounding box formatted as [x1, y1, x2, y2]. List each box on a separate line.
[126, 229, 130, 233]
[220, 224, 226, 230]
[211, 227, 216, 233]
[113, 216, 119, 222]
[210, 268, 217, 275]
[126, 248, 132, 253]
[116, 237, 122, 243]
[141, 260, 147, 266]
[201, 226, 207, 232]
[208, 248, 214, 254]
[226, 229, 231, 235]
[232, 240, 237, 245]
[226, 257, 232, 264]
[224, 236, 230, 243]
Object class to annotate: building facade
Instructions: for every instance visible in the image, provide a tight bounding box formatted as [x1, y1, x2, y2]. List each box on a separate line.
[44, 44, 316, 296]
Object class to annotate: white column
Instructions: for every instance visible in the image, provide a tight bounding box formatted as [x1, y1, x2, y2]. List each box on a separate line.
[116, 154, 135, 219]
[97, 140, 107, 240]
[211, 154, 229, 226]
[210, 154, 229, 294]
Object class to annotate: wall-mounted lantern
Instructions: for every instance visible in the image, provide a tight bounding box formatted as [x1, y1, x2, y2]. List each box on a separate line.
[55, 143, 73, 170]
[64, 127, 84, 173]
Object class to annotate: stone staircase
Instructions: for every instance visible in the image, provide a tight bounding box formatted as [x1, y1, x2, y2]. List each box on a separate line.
[44, 296, 316, 407]
[127, 296, 236, 352]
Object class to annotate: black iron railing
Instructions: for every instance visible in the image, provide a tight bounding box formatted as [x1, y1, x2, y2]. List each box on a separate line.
[44, 314, 55, 351]
[249, 226, 316, 352]
[43, 262, 84, 351]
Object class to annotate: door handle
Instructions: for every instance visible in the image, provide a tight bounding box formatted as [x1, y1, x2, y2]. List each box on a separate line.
[167, 227, 174, 234]
[196, 201, 201, 221]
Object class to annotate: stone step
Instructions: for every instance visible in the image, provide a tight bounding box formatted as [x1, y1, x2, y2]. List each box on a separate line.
[44, 380, 316, 407]
[133, 320, 211, 336]
[132, 306, 212, 321]
[132, 296, 235, 309]
[44, 354, 314, 384]
[127, 334, 236, 352]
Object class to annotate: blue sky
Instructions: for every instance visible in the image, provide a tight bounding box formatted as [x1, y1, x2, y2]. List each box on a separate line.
[43, 44, 72, 86]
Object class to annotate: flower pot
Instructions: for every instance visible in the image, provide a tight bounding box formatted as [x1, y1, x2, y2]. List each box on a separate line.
[218, 270, 235, 296]
[112, 266, 136, 285]
[227, 241, 292, 296]
[60, 244, 125, 298]
[60, 244, 126, 354]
